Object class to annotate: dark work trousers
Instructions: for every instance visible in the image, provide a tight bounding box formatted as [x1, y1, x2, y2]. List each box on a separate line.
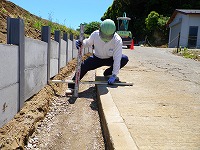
[68, 54, 129, 89]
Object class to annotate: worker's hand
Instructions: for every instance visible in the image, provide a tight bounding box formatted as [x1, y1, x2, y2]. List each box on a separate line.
[108, 74, 117, 85]
[76, 40, 82, 49]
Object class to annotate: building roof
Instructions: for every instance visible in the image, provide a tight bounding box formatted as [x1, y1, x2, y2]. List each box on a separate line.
[176, 9, 200, 14]
[167, 9, 200, 26]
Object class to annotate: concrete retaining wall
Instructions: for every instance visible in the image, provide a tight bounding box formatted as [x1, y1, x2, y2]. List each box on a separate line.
[68, 39, 73, 62]
[0, 17, 93, 127]
[24, 37, 48, 100]
[0, 44, 19, 127]
[60, 39, 67, 68]
[50, 40, 59, 77]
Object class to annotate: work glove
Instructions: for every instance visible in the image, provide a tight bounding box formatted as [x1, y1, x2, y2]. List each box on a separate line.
[76, 40, 82, 49]
[108, 74, 117, 85]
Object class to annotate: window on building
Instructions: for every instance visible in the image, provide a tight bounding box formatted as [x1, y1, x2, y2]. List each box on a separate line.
[188, 26, 198, 48]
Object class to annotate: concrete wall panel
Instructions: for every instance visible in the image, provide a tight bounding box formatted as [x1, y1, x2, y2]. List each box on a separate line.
[68, 39, 73, 61]
[51, 40, 59, 59]
[50, 40, 59, 77]
[60, 39, 67, 68]
[25, 38, 47, 67]
[0, 23, 81, 127]
[0, 83, 19, 127]
[0, 44, 18, 89]
[24, 37, 48, 100]
[72, 40, 78, 58]
[50, 59, 58, 78]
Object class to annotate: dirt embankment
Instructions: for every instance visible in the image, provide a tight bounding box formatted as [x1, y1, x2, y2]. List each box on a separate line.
[0, 0, 44, 44]
[0, 0, 66, 44]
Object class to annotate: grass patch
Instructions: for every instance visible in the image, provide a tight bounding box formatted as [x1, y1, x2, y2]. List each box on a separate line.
[173, 47, 200, 61]
[1, 7, 7, 14]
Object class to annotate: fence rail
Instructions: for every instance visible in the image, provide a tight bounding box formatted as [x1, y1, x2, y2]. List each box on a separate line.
[0, 17, 92, 127]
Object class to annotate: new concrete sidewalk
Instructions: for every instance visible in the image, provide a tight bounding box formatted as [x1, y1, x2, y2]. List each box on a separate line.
[96, 47, 200, 150]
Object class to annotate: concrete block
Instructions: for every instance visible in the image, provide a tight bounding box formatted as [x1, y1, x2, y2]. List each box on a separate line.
[108, 123, 138, 150]
[96, 68, 138, 150]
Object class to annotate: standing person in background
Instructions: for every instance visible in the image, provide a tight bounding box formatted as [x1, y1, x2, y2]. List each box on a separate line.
[67, 19, 129, 94]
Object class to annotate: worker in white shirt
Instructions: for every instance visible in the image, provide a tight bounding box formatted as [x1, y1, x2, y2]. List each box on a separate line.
[68, 19, 129, 91]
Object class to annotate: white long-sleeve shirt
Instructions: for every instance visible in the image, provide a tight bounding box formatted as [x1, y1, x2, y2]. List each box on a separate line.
[82, 30, 122, 75]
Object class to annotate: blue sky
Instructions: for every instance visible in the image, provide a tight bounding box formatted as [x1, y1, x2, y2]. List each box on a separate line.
[8, 0, 113, 29]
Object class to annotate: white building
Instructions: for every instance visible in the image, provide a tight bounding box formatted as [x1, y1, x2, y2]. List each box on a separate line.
[167, 9, 200, 48]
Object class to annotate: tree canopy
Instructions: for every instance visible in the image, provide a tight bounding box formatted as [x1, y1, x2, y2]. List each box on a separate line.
[84, 22, 100, 35]
[101, 0, 200, 45]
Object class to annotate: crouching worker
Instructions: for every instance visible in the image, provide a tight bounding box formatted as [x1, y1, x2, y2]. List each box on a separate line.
[67, 19, 129, 94]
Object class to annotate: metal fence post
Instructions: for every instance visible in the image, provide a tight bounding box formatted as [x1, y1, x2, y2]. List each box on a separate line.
[55, 30, 61, 71]
[41, 26, 51, 83]
[7, 17, 25, 111]
[177, 32, 180, 53]
[70, 34, 74, 58]
[63, 32, 68, 63]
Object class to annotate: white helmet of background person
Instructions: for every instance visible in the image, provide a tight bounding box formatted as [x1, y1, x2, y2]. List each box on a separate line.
[99, 19, 116, 42]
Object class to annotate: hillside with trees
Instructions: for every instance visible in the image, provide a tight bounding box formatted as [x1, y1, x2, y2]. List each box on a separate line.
[101, 0, 200, 46]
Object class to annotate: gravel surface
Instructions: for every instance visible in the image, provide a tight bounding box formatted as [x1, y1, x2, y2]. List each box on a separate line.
[24, 70, 105, 150]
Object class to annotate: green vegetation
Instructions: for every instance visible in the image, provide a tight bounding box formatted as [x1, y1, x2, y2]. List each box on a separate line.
[1, 7, 7, 13]
[33, 20, 43, 30]
[31, 13, 80, 37]
[145, 11, 160, 31]
[173, 47, 200, 61]
[145, 11, 169, 34]
[101, 0, 200, 46]
[144, 11, 170, 46]
[83, 21, 101, 35]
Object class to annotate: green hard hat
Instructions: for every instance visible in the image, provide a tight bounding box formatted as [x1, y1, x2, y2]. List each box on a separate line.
[100, 19, 116, 36]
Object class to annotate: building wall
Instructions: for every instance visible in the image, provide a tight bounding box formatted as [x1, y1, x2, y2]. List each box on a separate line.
[169, 12, 200, 48]
[180, 14, 189, 47]
[168, 13, 182, 48]
[188, 15, 200, 48]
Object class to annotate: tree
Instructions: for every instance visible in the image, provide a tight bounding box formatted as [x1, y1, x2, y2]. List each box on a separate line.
[145, 11, 169, 45]
[145, 11, 159, 31]
[84, 22, 101, 35]
[145, 11, 169, 35]
[101, 0, 200, 45]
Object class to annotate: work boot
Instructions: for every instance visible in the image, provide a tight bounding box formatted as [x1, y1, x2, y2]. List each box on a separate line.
[65, 88, 74, 95]
[66, 83, 75, 96]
